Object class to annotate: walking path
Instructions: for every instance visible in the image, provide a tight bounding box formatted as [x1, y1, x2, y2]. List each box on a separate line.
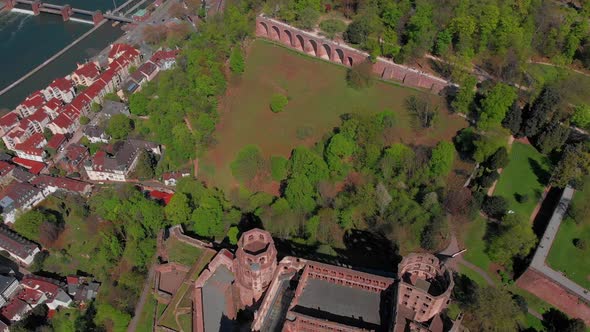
[528, 186, 590, 302]
[127, 258, 157, 332]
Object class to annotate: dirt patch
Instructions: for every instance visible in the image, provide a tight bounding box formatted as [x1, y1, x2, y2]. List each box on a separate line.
[517, 268, 590, 325]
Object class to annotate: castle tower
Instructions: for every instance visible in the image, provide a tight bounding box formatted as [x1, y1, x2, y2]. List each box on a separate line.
[234, 229, 277, 306]
[397, 253, 454, 322]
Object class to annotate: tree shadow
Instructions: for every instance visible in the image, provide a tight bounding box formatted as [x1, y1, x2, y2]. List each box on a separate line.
[531, 187, 564, 237]
[528, 157, 550, 185]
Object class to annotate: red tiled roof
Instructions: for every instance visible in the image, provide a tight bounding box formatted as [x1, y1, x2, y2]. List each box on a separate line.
[42, 98, 63, 112]
[64, 144, 88, 162]
[31, 175, 92, 193]
[46, 133, 66, 150]
[21, 276, 60, 299]
[108, 43, 138, 60]
[0, 112, 20, 129]
[150, 49, 179, 64]
[49, 77, 73, 92]
[0, 161, 15, 177]
[27, 108, 49, 123]
[20, 91, 45, 110]
[51, 113, 75, 130]
[12, 157, 46, 174]
[14, 133, 46, 154]
[1, 298, 29, 321]
[73, 62, 100, 80]
[66, 276, 79, 285]
[149, 190, 173, 205]
[18, 287, 44, 305]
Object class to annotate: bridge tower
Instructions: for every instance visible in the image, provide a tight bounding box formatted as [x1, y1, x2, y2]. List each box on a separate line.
[31, 0, 41, 15]
[92, 10, 104, 25]
[3, 0, 16, 10]
[60, 4, 72, 21]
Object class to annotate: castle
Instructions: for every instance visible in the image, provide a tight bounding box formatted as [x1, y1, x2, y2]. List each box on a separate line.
[193, 229, 458, 332]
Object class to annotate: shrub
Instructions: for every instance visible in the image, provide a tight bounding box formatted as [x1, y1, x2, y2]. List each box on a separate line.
[80, 116, 90, 125]
[478, 171, 499, 189]
[346, 61, 373, 89]
[482, 195, 508, 218]
[270, 94, 288, 113]
[515, 193, 529, 203]
[270, 156, 288, 181]
[573, 238, 586, 250]
[572, 104, 590, 129]
[319, 19, 347, 38]
[229, 47, 245, 73]
[230, 145, 267, 183]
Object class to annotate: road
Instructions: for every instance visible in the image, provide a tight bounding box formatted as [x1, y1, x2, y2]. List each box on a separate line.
[529, 186, 590, 302]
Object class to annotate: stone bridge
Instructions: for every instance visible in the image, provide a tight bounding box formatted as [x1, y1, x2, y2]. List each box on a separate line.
[256, 16, 452, 94]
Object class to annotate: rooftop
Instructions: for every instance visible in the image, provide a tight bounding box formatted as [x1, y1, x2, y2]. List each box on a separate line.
[0, 224, 39, 260]
[201, 265, 235, 332]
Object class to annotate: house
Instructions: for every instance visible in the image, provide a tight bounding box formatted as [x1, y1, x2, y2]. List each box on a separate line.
[13, 133, 47, 162]
[9, 167, 35, 184]
[0, 275, 20, 307]
[149, 190, 173, 205]
[11, 158, 44, 176]
[1, 298, 31, 322]
[15, 91, 45, 118]
[66, 276, 99, 305]
[46, 133, 67, 153]
[20, 276, 72, 311]
[0, 182, 45, 224]
[162, 171, 190, 186]
[42, 77, 75, 103]
[48, 111, 77, 135]
[0, 225, 40, 265]
[41, 98, 63, 119]
[31, 175, 92, 196]
[0, 112, 20, 137]
[58, 144, 89, 173]
[84, 139, 160, 182]
[71, 62, 101, 87]
[83, 125, 110, 144]
[150, 49, 180, 70]
[0, 161, 16, 185]
[129, 61, 159, 91]
[102, 100, 130, 117]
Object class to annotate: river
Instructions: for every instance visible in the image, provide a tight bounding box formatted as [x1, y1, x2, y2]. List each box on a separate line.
[0, 0, 128, 109]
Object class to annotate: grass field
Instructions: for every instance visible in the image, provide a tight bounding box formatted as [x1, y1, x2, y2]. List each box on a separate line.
[546, 218, 590, 289]
[136, 295, 157, 332]
[527, 63, 590, 106]
[201, 39, 467, 191]
[494, 142, 551, 219]
[461, 216, 492, 273]
[458, 263, 489, 286]
[165, 237, 203, 267]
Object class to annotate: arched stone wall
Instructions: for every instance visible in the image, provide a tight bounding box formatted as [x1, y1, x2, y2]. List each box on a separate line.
[255, 16, 451, 94]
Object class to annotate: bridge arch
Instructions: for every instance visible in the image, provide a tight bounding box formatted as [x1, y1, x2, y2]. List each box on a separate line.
[335, 49, 345, 64]
[308, 39, 319, 57]
[347, 56, 354, 66]
[257, 21, 269, 37]
[282, 29, 294, 46]
[293, 34, 304, 51]
[321, 44, 331, 60]
[270, 25, 280, 40]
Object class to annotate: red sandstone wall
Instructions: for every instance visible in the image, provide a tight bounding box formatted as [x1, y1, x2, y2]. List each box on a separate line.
[255, 16, 451, 94]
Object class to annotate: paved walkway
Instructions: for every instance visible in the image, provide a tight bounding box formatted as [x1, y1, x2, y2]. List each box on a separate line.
[529, 186, 590, 302]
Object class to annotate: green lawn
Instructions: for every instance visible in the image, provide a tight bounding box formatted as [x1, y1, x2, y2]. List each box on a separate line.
[458, 263, 489, 286]
[136, 295, 157, 332]
[462, 216, 492, 273]
[546, 216, 590, 289]
[494, 142, 551, 219]
[525, 313, 544, 331]
[201, 39, 466, 191]
[527, 63, 590, 106]
[165, 238, 203, 267]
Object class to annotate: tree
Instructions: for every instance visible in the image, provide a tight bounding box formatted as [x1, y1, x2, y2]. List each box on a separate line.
[129, 93, 149, 116]
[551, 144, 590, 188]
[379, 143, 415, 179]
[296, 7, 320, 30]
[473, 128, 509, 163]
[230, 145, 267, 184]
[43, 128, 53, 140]
[270, 94, 288, 113]
[165, 193, 192, 225]
[405, 95, 438, 128]
[270, 155, 288, 181]
[571, 104, 590, 129]
[543, 308, 586, 332]
[132, 150, 156, 179]
[227, 226, 239, 245]
[478, 83, 517, 130]
[429, 141, 455, 178]
[79, 116, 90, 125]
[535, 121, 570, 154]
[522, 86, 561, 137]
[14, 210, 56, 241]
[421, 215, 449, 250]
[284, 176, 317, 213]
[191, 194, 224, 238]
[463, 286, 525, 331]
[289, 146, 329, 184]
[451, 75, 477, 114]
[325, 133, 356, 176]
[229, 47, 245, 74]
[478, 171, 499, 189]
[482, 196, 508, 218]
[39, 221, 63, 247]
[346, 61, 373, 89]
[502, 103, 523, 135]
[444, 187, 473, 215]
[485, 147, 509, 170]
[487, 214, 537, 266]
[95, 303, 131, 332]
[106, 114, 133, 140]
[319, 19, 347, 38]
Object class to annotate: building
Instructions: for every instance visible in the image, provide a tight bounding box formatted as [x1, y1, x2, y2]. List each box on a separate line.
[58, 144, 89, 173]
[20, 276, 72, 311]
[42, 77, 75, 103]
[84, 140, 160, 182]
[15, 91, 45, 118]
[0, 275, 20, 307]
[0, 161, 16, 186]
[0, 182, 45, 224]
[83, 125, 110, 144]
[71, 62, 101, 87]
[13, 133, 47, 162]
[0, 225, 40, 266]
[0, 112, 20, 137]
[150, 49, 180, 70]
[192, 229, 456, 332]
[162, 171, 190, 186]
[11, 158, 45, 176]
[1, 298, 30, 322]
[66, 276, 100, 305]
[31, 175, 92, 196]
[46, 133, 67, 153]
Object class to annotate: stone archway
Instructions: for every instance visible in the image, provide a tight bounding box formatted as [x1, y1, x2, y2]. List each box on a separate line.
[282, 29, 294, 46]
[335, 48, 345, 64]
[295, 34, 305, 51]
[321, 44, 331, 60]
[308, 39, 319, 57]
[257, 21, 269, 37]
[270, 25, 280, 40]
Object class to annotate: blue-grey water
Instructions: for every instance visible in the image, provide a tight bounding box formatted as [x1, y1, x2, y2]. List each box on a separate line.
[0, 0, 127, 109]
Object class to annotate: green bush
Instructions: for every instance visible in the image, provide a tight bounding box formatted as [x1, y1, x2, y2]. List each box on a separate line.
[482, 196, 508, 219]
[319, 19, 347, 38]
[270, 94, 288, 113]
[270, 156, 288, 181]
[80, 116, 90, 125]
